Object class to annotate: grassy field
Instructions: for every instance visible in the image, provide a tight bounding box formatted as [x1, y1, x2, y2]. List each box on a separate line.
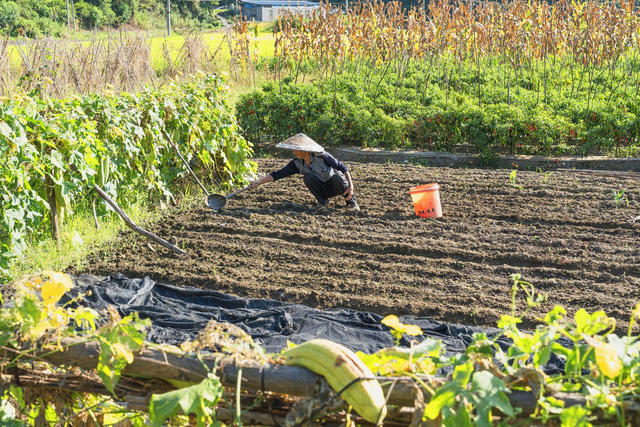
[147, 30, 275, 70]
[8, 199, 155, 280]
[5, 26, 275, 82]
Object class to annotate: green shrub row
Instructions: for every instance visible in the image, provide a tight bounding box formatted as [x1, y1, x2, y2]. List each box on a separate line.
[0, 74, 255, 278]
[236, 58, 640, 159]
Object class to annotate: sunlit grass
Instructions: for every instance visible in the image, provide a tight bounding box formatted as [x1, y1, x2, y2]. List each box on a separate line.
[8, 199, 164, 281]
[6, 181, 213, 281]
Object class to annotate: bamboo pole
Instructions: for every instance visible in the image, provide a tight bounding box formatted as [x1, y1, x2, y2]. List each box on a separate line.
[93, 185, 186, 255]
[45, 175, 61, 247]
[0, 339, 592, 417]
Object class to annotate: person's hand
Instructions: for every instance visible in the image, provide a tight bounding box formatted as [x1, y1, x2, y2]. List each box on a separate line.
[343, 182, 354, 199]
[248, 174, 274, 190]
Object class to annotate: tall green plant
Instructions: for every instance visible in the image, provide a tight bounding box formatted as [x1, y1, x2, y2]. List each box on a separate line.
[0, 75, 256, 280]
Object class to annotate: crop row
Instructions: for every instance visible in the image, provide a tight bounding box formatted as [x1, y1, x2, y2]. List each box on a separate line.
[237, 58, 640, 156]
[272, 0, 640, 71]
[230, 0, 640, 155]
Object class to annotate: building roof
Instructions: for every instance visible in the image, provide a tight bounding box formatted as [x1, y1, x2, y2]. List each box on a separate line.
[240, 0, 319, 6]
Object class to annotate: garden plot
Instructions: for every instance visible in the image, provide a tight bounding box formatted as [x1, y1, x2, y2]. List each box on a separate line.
[81, 159, 640, 331]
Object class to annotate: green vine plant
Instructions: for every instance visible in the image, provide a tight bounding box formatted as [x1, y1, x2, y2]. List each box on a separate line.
[0, 75, 257, 280]
[0, 271, 268, 426]
[0, 271, 150, 425]
[3, 270, 640, 426]
[362, 272, 640, 426]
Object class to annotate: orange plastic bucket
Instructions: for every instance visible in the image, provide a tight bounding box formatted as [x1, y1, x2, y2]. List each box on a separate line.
[409, 183, 442, 218]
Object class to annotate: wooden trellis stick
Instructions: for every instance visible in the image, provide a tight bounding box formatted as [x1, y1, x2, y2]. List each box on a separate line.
[0, 339, 596, 420]
[93, 184, 186, 255]
[45, 175, 61, 247]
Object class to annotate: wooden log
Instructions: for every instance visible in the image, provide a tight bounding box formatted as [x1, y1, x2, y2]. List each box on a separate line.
[93, 184, 186, 255]
[1, 369, 173, 398]
[45, 174, 61, 246]
[3, 368, 411, 426]
[0, 339, 587, 415]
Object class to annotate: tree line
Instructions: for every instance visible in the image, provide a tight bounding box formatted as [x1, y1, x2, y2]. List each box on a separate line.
[0, 0, 224, 38]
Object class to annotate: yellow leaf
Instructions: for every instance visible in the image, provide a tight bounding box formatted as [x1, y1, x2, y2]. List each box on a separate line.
[27, 319, 53, 340]
[112, 343, 135, 364]
[404, 324, 423, 336]
[285, 340, 297, 349]
[417, 358, 437, 374]
[382, 315, 402, 330]
[382, 315, 422, 336]
[595, 343, 622, 379]
[40, 271, 73, 306]
[633, 302, 640, 321]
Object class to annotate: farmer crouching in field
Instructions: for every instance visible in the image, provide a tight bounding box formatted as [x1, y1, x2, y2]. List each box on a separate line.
[249, 133, 360, 211]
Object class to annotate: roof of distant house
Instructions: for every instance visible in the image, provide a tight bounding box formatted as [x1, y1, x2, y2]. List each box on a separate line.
[240, 0, 320, 6]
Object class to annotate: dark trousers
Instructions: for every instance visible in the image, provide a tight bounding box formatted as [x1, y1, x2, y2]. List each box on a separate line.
[303, 173, 349, 204]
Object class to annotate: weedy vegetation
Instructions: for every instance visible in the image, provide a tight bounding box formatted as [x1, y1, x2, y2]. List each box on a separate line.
[0, 75, 255, 279]
[236, 0, 640, 157]
[2, 272, 640, 425]
[613, 189, 630, 208]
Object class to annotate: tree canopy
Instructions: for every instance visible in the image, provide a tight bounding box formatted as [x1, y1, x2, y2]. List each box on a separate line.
[0, 0, 223, 37]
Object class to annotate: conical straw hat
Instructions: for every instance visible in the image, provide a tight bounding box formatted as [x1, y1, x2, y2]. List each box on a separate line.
[276, 133, 324, 153]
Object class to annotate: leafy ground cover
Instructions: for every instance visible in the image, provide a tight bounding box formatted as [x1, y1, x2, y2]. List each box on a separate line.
[79, 157, 640, 333]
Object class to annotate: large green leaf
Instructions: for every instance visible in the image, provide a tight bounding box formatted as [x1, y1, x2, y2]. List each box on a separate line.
[149, 374, 223, 427]
[0, 121, 12, 138]
[443, 405, 473, 427]
[49, 150, 65, 171]
[470, 371, 514, 427]
[424, 383, 459, 420]
[559, 406, 593, 427]
[97, 314, 150, 394]
[452, 361, 474, 386]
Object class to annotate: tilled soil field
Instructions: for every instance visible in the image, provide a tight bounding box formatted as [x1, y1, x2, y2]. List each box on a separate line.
[81, 158, 640, 330]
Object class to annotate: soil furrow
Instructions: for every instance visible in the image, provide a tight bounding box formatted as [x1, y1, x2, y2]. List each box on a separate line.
[78, 158, 640, 331]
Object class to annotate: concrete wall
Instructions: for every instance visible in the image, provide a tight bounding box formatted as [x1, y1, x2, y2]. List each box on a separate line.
[242, 5, 319, 21]
[331, 147, 640, 172]
[241, 5, 263, 21]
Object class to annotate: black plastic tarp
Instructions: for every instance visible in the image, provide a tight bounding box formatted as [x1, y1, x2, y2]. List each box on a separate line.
[66, 274, 567, 373]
